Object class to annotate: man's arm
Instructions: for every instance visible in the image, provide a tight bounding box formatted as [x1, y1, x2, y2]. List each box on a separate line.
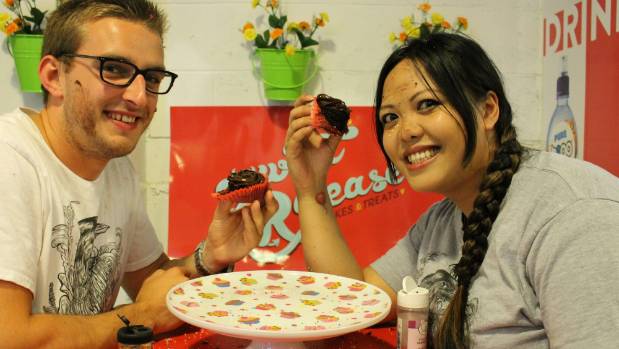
[123, 191, 279, 301]
[0, 266, 188, 349]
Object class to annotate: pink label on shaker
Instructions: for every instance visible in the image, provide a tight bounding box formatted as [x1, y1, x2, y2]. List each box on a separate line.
[406, 319, 427, 349]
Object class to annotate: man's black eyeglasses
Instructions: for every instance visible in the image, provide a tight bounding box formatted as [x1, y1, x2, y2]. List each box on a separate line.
[60, 53, 178, 94]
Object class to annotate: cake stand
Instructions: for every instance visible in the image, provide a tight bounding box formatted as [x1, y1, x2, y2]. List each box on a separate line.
[166, 270, 392, 349]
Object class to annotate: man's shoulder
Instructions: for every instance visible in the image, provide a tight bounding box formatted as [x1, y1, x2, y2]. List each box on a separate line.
[0, 108, 40, 141]
[0, 108, 43, 162]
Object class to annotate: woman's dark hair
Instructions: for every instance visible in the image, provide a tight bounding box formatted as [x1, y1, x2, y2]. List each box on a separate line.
[374, 33, 523, 348]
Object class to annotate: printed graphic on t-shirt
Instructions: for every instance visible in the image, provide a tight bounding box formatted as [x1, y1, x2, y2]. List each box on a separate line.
[417, 252, 478, 341]
[43, 202, 122, 315]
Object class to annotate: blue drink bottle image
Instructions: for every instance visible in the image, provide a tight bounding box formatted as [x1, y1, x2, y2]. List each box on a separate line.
[546, 56, 577, 157]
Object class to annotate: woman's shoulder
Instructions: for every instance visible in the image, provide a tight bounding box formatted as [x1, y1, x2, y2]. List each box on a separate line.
[514, 150, 619, 202]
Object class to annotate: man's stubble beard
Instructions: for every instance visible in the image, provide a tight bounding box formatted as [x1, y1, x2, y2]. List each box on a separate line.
[63, 83, 142, 160]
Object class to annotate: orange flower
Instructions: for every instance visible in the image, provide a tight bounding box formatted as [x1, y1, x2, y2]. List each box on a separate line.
[299, 21, 311, 31]
[5, 21, 19, 35]
[267, 0, 278, 8]
[441, 21, 451, 29]
[242, 22, 254, 31]
[270, 27, 283, 40]
[457, 16, 468, 30]
[315, 17, 325, 27]
[418, 3, 431, 13]
[5, 0, 14, 7]
[399, 32, 408, 43]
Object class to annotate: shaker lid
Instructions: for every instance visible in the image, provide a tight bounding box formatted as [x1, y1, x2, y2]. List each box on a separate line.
[397, 275, 429, 309]
[117, 324, 153, 344]
[116, 314, 153, 344]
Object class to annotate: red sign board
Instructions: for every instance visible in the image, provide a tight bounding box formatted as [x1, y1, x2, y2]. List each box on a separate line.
[169, 106, 442, 271]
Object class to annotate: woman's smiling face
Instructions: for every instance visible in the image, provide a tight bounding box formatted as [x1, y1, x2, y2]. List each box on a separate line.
[379, 59, 492, 204]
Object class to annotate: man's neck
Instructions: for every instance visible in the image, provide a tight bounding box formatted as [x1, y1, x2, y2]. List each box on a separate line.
[29, 106, 108, 181]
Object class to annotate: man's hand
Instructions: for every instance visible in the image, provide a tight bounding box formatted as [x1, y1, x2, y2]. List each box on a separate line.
[133, 267, 190, 333]
[202, 189, 279, 273]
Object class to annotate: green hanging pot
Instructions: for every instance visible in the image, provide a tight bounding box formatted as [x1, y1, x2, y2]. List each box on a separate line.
[254, 48, 317, 101]
[9, 34, 44, 93]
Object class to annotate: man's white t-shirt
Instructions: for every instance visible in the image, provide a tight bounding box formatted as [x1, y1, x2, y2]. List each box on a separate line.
[0, 108, 163, 314]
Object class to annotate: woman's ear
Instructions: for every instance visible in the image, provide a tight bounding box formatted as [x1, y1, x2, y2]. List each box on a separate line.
[39, 55, 64, 99]
[481, 91, 500, 131]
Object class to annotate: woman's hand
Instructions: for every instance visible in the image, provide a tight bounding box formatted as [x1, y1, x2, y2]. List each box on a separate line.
[285, 95, 342, 198]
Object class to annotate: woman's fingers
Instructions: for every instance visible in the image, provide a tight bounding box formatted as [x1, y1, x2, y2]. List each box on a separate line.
[293, 94, 314, 108]
[289, 100, 313, 122]
[325, 133, 343, 152]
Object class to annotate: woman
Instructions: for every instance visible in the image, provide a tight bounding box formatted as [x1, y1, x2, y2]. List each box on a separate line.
[284, 33, 619, 348]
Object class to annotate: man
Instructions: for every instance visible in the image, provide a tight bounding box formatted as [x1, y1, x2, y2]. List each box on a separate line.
[0, 0, 277, 347]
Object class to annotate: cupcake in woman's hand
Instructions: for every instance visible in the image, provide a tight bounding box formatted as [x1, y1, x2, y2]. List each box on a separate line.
[212, 169, 268, 203]
[309, 94, 351, 148]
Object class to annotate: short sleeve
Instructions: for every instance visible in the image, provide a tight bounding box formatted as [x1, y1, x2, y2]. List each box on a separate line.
[371, 202, 440, 292]
[0, 143, 44, 292]
[527, 198, 619, 347]
[371, 226, 421, 292]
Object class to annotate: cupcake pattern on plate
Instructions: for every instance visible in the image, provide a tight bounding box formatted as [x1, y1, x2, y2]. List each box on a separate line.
[167, 270, 391, 340]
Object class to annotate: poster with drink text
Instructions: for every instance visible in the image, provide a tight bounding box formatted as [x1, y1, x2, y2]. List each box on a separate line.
[168, 106, 442, 270]
[543, 0, 619, 175]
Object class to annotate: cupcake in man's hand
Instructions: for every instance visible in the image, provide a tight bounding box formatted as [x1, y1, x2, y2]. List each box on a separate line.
[212, 169, 268, 203]
[309, 94, 351, 148]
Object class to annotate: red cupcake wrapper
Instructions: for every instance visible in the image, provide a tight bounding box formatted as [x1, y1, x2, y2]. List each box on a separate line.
[311, 98, 344, 136]
[211, 178, 269, 203]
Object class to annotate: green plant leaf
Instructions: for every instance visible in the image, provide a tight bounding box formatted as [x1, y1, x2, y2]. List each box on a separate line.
[279, 15, 287, 28]
[31, 8, 47, 25]
[269, 14, 281, 28]
[255, 35, 267, 48]
[420, 24, 431, 38]
[301, 37, 319, 48]
[293, 28, 306, 41]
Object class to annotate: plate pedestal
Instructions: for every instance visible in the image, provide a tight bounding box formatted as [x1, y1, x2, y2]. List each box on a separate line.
[246, 340, 306, 349]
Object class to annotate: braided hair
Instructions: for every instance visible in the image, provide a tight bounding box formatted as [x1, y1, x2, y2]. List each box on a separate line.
[373, 33, 523, 348]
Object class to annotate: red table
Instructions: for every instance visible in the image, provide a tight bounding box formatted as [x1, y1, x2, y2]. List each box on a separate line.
[154, 324, 397, 349]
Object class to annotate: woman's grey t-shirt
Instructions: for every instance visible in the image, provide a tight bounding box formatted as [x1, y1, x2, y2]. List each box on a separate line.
[372, 151, 619, 348]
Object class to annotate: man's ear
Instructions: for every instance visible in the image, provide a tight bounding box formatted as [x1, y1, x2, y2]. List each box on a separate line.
[39, 55, 64, 99]
[481, 91, 500, 131]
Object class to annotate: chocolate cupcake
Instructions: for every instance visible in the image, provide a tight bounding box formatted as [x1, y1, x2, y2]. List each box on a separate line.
[212, 169, 268, 203]
[311, 94, 351, 136]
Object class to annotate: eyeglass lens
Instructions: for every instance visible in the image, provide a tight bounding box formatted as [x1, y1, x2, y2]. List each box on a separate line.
[101, 60, 173, 94]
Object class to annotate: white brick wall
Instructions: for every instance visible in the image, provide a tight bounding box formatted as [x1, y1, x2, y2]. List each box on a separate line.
[0, 0, 543, 251]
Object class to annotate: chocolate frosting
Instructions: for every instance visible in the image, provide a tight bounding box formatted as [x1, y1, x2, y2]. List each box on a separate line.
[316, 94, 350, 134]
[227, 169, 265, 191]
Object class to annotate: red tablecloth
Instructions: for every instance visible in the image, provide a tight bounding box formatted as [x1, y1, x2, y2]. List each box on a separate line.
[154, 324, 397, 349]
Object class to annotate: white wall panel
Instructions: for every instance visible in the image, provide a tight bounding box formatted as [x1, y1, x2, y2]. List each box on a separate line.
[0, 0, 544, 253]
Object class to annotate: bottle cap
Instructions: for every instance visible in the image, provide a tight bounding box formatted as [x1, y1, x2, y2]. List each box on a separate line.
[397, 275, 429, 309]
[117, 324, 153, 344]
[557, 56, 569, 97]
